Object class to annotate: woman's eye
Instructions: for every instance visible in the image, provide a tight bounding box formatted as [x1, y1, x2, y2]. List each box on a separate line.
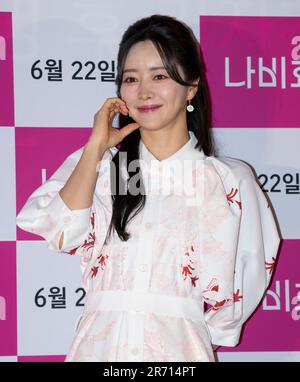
[123, 74, 168, 83]
[123, 77, 136, 83]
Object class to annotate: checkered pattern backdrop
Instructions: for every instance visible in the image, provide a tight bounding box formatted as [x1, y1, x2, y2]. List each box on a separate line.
[0, 0, 299, 362]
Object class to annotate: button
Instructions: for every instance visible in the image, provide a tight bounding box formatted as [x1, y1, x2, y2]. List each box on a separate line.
[139, 264, 148, 272]
[131, 347, 140, 356]
[145, 222, 152, 229]
[63, 216, 71, 223]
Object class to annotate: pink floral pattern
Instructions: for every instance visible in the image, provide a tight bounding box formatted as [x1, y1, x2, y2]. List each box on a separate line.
[65, 211, 96, 256]
[180, 244, 199, 287]
[226, 187, 242, 209]
[265, 257, 276, 274]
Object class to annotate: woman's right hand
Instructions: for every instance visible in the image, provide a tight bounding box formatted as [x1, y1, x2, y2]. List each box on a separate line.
[88, 97, 140, 151]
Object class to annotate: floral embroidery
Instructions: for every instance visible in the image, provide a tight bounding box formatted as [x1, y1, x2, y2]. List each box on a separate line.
[226, 188, 241, 209]
[212, 289, 242, 311]
[62, 207, 110, 278]
[203, 278, 243, 311]
[91, 251, 109, 278]
[180, 244, 199, 287]
[82, 230, 96, 251]
[66, 247, 79, 256]
[190, 276, 199, 287]
[181, 264, 194, 278]
[212, 299, 230, 311]
[91, 266, 98, 278]
[203, 277, 219, 294]
[65, 211, 96, 256]
[265, 257, 276, 274]
[233, 289, 243, 303]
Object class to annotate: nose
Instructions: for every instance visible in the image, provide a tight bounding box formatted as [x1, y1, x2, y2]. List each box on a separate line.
[137, 78, 154, 100]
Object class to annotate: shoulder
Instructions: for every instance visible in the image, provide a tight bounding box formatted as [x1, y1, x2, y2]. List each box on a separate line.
[204, 154, 256, 185]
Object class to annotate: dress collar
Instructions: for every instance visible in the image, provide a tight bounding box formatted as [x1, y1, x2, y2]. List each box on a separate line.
[139, 130, 204, 167]
[136, 130, 206, 193]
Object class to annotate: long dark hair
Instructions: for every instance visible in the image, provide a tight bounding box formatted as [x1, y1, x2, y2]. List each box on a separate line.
[106, 14, 216, 242]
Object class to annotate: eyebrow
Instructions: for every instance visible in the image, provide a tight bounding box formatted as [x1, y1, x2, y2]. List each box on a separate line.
[123, 66, 166, 74]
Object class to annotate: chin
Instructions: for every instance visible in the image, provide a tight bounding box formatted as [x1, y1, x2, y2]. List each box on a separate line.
[139, 125, 163, 131]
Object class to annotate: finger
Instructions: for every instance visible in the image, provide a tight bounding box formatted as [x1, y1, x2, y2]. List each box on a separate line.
[99, 99, 121, 118]
[107, 103, 122, 123]
[109, 102, 128, 117]
[108, 104, 129, 123]
[111, 102, 128, 114]
[105, 98, 127, 110]
[120, 123, 140, 139]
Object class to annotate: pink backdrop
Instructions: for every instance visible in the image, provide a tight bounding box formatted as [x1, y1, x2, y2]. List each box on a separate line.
[0, 3, 299, 362]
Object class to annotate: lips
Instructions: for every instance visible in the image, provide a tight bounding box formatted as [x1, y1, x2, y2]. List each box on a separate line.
[137, 105, 162, 113]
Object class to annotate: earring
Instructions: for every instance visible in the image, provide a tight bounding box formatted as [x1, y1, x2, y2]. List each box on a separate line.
[187, 99, 194, 112]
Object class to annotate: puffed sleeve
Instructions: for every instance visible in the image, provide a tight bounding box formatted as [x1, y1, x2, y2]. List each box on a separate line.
[199, 157, 281, 347]
[16, 145, 114, 254]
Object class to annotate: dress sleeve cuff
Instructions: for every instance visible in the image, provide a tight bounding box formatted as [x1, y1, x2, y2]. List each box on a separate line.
[45, 192, 92, 252]
[205, 323, 243, 347]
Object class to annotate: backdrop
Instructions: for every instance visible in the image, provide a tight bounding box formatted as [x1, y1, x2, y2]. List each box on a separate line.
[0, 0, 299, 362]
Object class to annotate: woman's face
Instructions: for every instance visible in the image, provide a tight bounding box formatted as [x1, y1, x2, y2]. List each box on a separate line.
[120, 40, 193, 131]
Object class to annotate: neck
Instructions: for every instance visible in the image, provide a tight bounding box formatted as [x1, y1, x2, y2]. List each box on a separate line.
[139, 126, 190, 161]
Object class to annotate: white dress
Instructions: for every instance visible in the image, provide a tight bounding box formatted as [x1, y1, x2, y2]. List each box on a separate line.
[16, 130, 281, 362]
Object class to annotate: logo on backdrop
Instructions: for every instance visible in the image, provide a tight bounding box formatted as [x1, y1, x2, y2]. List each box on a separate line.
[200, 16, 300, 127]
[263, 279, 300, 320]
[224, 36, 300, 89]
[0, 12, 14, 126]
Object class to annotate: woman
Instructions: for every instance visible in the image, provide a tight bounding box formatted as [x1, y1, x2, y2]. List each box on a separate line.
[16, 15, 281, 362]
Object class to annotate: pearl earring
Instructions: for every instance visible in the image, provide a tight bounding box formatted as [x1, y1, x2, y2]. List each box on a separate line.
[187, 100, 194, 112]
